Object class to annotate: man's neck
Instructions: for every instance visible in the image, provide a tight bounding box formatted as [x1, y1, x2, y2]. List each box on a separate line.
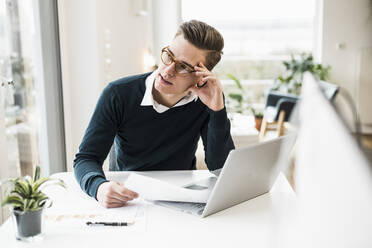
[152, 85, 188, 108]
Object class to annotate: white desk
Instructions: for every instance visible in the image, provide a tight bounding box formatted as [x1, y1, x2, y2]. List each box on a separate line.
[0, 170, 296, 248]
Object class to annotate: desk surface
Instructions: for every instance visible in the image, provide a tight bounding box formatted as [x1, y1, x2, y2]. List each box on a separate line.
[0, 170, 296, 248]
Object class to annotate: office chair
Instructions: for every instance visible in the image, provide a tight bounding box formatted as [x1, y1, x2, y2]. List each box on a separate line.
[318, 80, 339, 102]
[258, 92, 299, 141]
[264, 91, 299, 123]
[259, 80, 339, 141]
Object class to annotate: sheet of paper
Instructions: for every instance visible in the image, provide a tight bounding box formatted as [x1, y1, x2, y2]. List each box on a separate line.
[44, 198, 146, 232]
[124, 173, 212, 203]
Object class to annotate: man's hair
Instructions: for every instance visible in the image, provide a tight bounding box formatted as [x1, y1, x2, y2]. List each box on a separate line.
[175, 20, 224, 71]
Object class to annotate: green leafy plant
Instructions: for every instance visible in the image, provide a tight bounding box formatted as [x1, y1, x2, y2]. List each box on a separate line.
[272, 53, 331, 95]
[1, 166, 66, 213]
[226, 73, 263, 117]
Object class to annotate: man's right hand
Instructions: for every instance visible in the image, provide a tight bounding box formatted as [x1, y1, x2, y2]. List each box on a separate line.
[96, 181, 139, 208]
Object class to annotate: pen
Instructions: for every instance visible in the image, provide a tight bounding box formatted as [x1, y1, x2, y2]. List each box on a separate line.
[86, 221, 134, 226]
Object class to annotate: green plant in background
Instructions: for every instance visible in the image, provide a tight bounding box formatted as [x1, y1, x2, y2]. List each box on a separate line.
[226, 73, 244, 114]
[226, 73, 263, 117]
[272, 53, 331, 95]
[1, 166, 66, 213]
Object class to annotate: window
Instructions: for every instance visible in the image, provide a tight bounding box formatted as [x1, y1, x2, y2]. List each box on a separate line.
[182, 0, 316, 81]
[182, 0, 316, 107]
[0, 0, 41, 178]
[0, 0, 65, 223]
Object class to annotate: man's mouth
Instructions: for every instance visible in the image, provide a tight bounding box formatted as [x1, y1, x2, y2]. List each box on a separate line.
[159, 75, 173, 85]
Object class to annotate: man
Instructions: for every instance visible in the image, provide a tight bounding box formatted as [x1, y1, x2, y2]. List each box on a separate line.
[74, 20, 235, 208]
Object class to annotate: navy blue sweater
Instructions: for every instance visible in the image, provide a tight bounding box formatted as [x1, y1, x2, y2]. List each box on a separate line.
[73, 72, 235, 199]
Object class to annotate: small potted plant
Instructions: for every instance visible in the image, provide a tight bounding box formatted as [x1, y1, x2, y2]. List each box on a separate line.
[226, 73, 264, 131]
[1, 166, 65, 241]
[251, 108, 264, 131]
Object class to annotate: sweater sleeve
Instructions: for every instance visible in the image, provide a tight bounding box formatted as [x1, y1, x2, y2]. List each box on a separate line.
[73, 83, 124, 199]
[200, 107, 235, 171]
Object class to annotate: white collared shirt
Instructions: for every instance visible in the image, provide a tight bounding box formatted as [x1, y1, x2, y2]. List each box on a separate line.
[140, 70, 198, 113]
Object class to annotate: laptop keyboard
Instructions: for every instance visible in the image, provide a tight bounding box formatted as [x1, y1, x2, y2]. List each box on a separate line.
[152, 200, 206, 216]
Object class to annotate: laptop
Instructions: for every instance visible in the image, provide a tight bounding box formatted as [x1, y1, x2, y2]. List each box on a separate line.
[151, 135, 296, 218]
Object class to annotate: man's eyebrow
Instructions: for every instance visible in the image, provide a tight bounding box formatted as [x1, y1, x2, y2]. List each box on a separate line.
[167, 48, 195, 68]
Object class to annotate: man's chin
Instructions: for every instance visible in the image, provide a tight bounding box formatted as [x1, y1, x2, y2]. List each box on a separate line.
[154, 80, 175, 95]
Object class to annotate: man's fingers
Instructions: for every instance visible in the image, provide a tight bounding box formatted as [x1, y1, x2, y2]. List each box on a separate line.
[97, 181, 138, 209]
[197, 62, 208, 70]
[109, 193, 131, 202]
[114, 183, 139, 199]
[196, 81, 208, 88]
[106, 202, 128, 208]
[199, 76, 216, 85]
[99, 194, 128, 208]
[194, 62, 209, 72]
[194, 71, 211, 77]
[106, 197, 128, 204]
[124, 188, 139, 199]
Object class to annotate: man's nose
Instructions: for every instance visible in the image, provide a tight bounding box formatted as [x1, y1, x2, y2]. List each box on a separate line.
[163, 62, 176, 76]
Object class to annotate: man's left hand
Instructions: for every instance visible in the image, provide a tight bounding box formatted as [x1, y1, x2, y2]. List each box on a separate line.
[188, 62, 225, 112]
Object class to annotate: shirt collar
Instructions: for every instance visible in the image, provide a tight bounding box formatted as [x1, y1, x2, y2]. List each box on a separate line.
[140, 70, 198, 113]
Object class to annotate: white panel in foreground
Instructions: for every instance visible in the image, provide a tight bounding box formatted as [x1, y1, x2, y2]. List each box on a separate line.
[290, 73, 372, 247]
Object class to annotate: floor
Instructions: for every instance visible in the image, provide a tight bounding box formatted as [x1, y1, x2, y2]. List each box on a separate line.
[361, 135, 372, 163]
[362, 135, 372, 149]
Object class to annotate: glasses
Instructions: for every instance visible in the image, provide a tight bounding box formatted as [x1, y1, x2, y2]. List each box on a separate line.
[161, 46, 196, 74]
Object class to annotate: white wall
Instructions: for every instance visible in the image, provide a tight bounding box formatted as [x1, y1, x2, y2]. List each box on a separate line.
[96, 0, 152, 83]
[58, 0, 152, 171]
[152, 0, 182, 64]
[319, 0, 372, 133]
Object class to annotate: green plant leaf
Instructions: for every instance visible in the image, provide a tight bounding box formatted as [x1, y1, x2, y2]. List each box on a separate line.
[14, 180, 31, 198]
[226, 73, 243, 90]
[33, 177, 66, 192]
[27, 180, 33, 196]
[26, 199, 36, 210]
[32, 177, 52, 192]
[35, 195, 49, 203]
[34, 165, 41, 182]
[31, 190, 44, 199]
[228, 93, 243, 103]
[1, 195, 24, 208]
[10, 190, 27, 199]
[23, 198, 30, 211]
[39, 199, 52, 208]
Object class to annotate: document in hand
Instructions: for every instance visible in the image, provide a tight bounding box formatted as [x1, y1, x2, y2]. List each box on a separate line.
[124, 173, 212, 203]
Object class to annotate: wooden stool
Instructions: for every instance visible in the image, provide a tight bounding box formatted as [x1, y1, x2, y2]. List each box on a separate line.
[258, 110, 286, 142]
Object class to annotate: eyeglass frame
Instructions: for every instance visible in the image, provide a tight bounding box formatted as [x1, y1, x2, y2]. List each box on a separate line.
[160, 46, 196, 74]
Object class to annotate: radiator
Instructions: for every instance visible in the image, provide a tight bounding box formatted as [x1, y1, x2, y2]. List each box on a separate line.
[358, 47, 372, 126]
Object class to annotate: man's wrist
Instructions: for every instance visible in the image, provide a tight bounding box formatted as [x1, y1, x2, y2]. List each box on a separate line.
[208, 92, 225, 112]
[208, 107, 229, 129]
[209, 102, 225, 112]
[89, 176, 109, 200]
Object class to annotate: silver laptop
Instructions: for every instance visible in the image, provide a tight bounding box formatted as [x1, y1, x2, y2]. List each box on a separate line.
[152, 135, 296, 218]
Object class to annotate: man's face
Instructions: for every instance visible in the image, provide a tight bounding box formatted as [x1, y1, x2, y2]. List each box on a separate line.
[154, 35, 206, 96]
